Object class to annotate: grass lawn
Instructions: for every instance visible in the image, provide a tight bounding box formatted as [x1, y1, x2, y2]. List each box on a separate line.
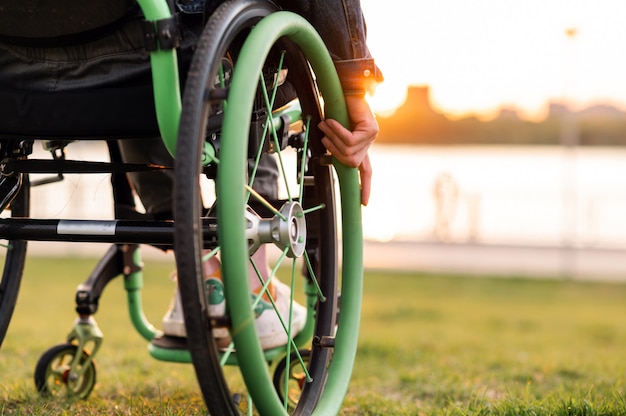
[0, 254, 625, 415]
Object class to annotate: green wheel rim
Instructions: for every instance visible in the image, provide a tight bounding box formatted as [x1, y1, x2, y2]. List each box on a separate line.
[218, 11, 363, 415]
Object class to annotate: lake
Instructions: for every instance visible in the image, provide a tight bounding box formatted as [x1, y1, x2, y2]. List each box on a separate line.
[365, 144, 626, 249]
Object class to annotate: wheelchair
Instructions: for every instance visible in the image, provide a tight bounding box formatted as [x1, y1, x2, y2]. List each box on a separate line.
[0, 0, 364, 414]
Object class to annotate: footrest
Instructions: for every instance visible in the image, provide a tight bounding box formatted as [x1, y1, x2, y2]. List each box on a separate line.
[151, 334, 188, 350]
[148, 335, 192, 363]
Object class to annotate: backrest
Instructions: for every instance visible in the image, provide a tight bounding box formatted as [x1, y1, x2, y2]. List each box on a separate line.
[0, 0, 138, 46]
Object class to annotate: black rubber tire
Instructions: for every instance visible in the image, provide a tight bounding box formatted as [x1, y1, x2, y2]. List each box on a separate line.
[175, 1, 278, 414]
[0, 175, 29, 349]
[34, 343, 96, 400]
[273, 349, 312, 411]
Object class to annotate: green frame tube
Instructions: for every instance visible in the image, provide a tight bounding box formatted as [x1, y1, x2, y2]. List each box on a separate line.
[135, 0, 182, 158]
[130, 0, 188, 362]
[123, 247, 159, 342]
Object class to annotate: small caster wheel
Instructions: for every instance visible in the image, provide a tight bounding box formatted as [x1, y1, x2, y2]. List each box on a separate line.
[34, 343, 96, 399]
[273, 349, 312, 409]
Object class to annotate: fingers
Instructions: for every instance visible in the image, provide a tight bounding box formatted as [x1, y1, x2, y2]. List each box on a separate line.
[318, 119, 370, 168]
[359, 154, 372, 206]
[317, 95, 378, 206]
[318, 124, 373, 206]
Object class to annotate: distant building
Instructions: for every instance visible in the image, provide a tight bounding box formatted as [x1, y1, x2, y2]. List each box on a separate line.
[376, 86, 626, 146]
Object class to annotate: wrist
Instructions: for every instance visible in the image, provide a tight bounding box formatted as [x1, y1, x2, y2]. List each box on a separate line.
[334, 58, 384, 96]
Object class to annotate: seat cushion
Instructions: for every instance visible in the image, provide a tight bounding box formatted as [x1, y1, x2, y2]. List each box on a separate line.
[0, 83, 160, 139]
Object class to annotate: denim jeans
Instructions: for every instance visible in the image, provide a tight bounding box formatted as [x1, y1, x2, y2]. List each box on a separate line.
[277, 0, 382, 94]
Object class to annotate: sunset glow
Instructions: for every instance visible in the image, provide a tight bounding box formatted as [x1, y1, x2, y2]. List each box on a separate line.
[361, 0, 626, 120]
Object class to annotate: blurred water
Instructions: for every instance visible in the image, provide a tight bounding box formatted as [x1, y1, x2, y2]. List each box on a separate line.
[364, 144, 626, 249]
[27, 141, 626, 250]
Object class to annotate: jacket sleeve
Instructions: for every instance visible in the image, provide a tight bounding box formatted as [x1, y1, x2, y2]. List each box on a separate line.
[276, 0, 383, 95]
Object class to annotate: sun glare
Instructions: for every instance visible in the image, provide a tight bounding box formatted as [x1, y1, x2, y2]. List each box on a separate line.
[367, 80, 408, 117]
[360, 0, 626, 120]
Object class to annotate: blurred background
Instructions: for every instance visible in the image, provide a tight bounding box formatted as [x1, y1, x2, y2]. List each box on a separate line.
[359, 0, 626, 280]
[25, 0, 626, 281]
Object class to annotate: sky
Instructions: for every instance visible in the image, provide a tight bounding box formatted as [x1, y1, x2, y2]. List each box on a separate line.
[360, 0, 626, 120]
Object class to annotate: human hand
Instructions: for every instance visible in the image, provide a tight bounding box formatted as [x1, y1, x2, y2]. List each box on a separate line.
[318, 95, 378, 205]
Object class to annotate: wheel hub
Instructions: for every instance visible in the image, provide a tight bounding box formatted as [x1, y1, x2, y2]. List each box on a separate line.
[245, 201, 306, 258]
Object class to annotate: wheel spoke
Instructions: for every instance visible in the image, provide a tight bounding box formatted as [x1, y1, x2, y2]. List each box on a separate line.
[247, 53, 285, 201]
[219, 342, 235, 367]
[201, 247, 220, 263]
[249, 249, 312, 383]
[303, 250, 326, 302]
[259, 51, 285, 113]
[302, 203, 326, 215]
[244, 184, 287, 221]
[204, 147, 220, 166]
[250, 247, 288, 311]
[258, 57, 295, 202]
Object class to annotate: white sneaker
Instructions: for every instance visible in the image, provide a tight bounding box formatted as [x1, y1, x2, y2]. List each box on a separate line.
[253, 279, 307, 350]
[161, 287, 186, 338]
[161, 272, 228, 339]
[162, 274, 307, 350]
